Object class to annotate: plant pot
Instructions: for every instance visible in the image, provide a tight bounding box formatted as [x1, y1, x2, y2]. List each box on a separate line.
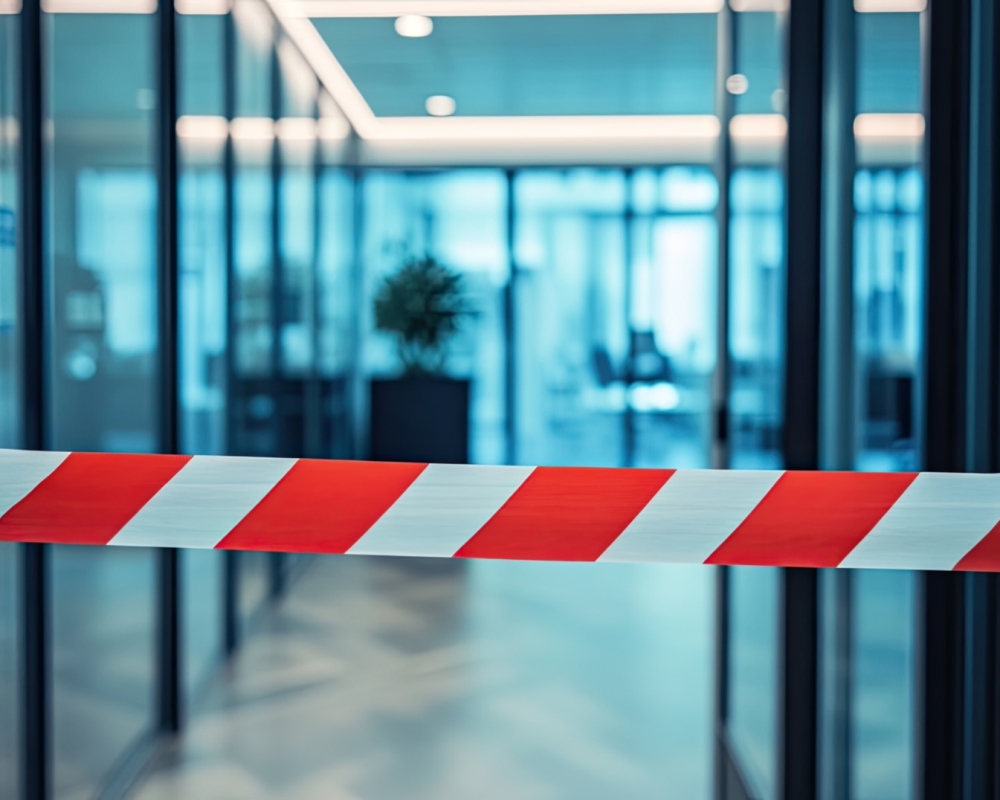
[369, 377, 470, 464]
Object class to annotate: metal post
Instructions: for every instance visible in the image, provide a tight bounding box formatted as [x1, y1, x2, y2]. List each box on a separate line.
[270, 42, 283, 457]
[781, 0, 824, 796]
[222, 6, 240, 655]
[964, 0, 1000, 795]
[918, 0, 972, 796]
[156, 0, 181, 736]
[623, 168, 636, 469]
[712, 8, 735, 799]
[712, 1, 734, 473]
[504, 169, 517, 466]
[269, 40, 285, 595]
[19, 0, 48, 795]
[820, 0, 856, 473]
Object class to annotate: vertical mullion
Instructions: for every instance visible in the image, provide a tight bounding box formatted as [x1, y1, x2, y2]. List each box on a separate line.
[964, 0, 999, 793]
[269, 39, 285, 597]
[155, 0, 181, 736]
[919, 0, 972, 796]
[504, 168, 516, 466]
[222, 6, 240, 656]
[19, 0, 48, 794]
[622, 167, 635, 469]
[713, 7, 734, 799]
[782, 0, 824, 798]
[713, 2, 734, 473]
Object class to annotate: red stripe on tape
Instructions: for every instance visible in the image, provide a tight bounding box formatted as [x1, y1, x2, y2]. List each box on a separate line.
[216, 459, 427, 553]
[455, 467, 674, 562]
[705, 471, 917, 568]
[0, 452, 191, 546]
[954, 519, 1000, 572]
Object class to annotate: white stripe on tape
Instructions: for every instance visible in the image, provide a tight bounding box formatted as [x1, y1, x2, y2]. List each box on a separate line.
[599, 469, 783, 564]
[348, 463, 535, 557]
[840, 472, 1000, 571]
[108, 455, 297, 549]
[0, 449, 69, 518]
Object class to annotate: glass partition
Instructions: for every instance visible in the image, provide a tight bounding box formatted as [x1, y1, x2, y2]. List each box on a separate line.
[362, 169, 508, 465]
[727, 566, 779, 800]
[0, 10, 19, 795]
[46, 10, 159, 797]
[179, 9, 227, 705]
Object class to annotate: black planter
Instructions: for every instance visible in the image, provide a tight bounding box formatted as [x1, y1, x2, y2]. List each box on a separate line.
[369, 377, 470, 464]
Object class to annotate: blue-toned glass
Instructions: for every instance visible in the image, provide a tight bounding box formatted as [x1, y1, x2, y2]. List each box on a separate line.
[46, 12, 158, 798]
[728, 566, 779, 800]
[729, 168, 784, 469]
[0, 12, 20, 796]
[363, 169, 508, 465]
[179, 10, 227, 706]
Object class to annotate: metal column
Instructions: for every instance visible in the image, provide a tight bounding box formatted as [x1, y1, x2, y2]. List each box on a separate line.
[155, 0, 181, 735]
[504, 169, 517, 466]
[919, 0, 973, 796]
[222, 6, 240, 656]
[19, 0, 49, 794]
[963, 0, 1000, 794]
[782, 0, 824, 797]
[712, 6, 734, 799]
[269, 41, 285, 597]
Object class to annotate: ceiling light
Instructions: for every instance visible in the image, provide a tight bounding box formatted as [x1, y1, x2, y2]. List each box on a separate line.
[425, 95, 456, 117]
[854, 0, 925, 11]
[725, 74, 749, 95]
[394, 13, 433, 37]
[292, 0, 725, 17]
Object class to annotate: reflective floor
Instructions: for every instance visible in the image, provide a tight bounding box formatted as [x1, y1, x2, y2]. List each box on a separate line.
[129, 556, 714, 800]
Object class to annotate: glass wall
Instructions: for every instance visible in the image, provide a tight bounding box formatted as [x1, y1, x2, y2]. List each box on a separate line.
[0, 9, 19, 796]
[725, 8, 786, 798]
[179, 10, 227, 703]
[512, 168, 718, 469]
[46, 10, 159, 798]
[362, 169, 508, 465]
[0, 542, 15, 800]
[841, 11, 923, 799]
[728, 566, 779, 800]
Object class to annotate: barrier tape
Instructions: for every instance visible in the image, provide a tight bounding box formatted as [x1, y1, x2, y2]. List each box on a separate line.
[1, 449, 999, 572]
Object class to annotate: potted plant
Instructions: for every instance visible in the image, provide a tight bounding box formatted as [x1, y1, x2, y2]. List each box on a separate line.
[369, 255, 472, 464]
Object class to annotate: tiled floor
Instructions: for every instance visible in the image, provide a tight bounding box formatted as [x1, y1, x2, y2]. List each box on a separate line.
[130, 556, 715, 800]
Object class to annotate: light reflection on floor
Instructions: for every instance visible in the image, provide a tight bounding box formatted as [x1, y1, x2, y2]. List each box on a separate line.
[130, 556, 715, 800]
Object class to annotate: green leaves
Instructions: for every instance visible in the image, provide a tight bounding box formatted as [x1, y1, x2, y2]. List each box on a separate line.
[374, 256, 469, 375]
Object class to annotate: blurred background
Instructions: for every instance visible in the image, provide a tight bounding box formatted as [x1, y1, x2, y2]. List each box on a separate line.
[0, 0, 998, 798]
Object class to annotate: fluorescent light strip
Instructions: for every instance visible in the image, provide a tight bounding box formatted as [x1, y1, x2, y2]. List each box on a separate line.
[854, 0, 925, 11]
[0, 0, 22, 13]
[263, 2, 378, 136]
[42, 0, 155, 11]
[176, 112, 922, 152]
[285, 0, 723, 18]
[177, 0, 230, 13]
[729, 0, 788, 10]
[729, 113, 786, 140]
[177, 115, 229, 140]
[854, 112, 924, 139]
[367, 114, 721, 142]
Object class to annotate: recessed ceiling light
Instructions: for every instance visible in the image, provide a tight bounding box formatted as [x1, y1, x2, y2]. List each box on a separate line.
[425, 95, 456, 117]
[395, 13, 433, 36]
[725, 74, 749, 95]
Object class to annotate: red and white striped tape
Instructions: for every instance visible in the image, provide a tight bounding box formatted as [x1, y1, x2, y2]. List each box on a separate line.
[1, 449, 999, 572]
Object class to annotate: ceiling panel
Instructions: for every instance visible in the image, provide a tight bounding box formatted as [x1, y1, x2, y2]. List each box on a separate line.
[312, 14, 718, 117]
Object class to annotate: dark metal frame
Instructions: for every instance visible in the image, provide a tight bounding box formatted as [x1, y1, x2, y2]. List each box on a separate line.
[780, 1, 824, 799]
[222, 4, 241, 656]
[155, 0, 181, 737]
[920, 0, 973, 797]
[18, 0, 47, 796]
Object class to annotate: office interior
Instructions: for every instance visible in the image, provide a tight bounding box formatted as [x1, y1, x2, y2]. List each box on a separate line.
[0, 0, 999, 798]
